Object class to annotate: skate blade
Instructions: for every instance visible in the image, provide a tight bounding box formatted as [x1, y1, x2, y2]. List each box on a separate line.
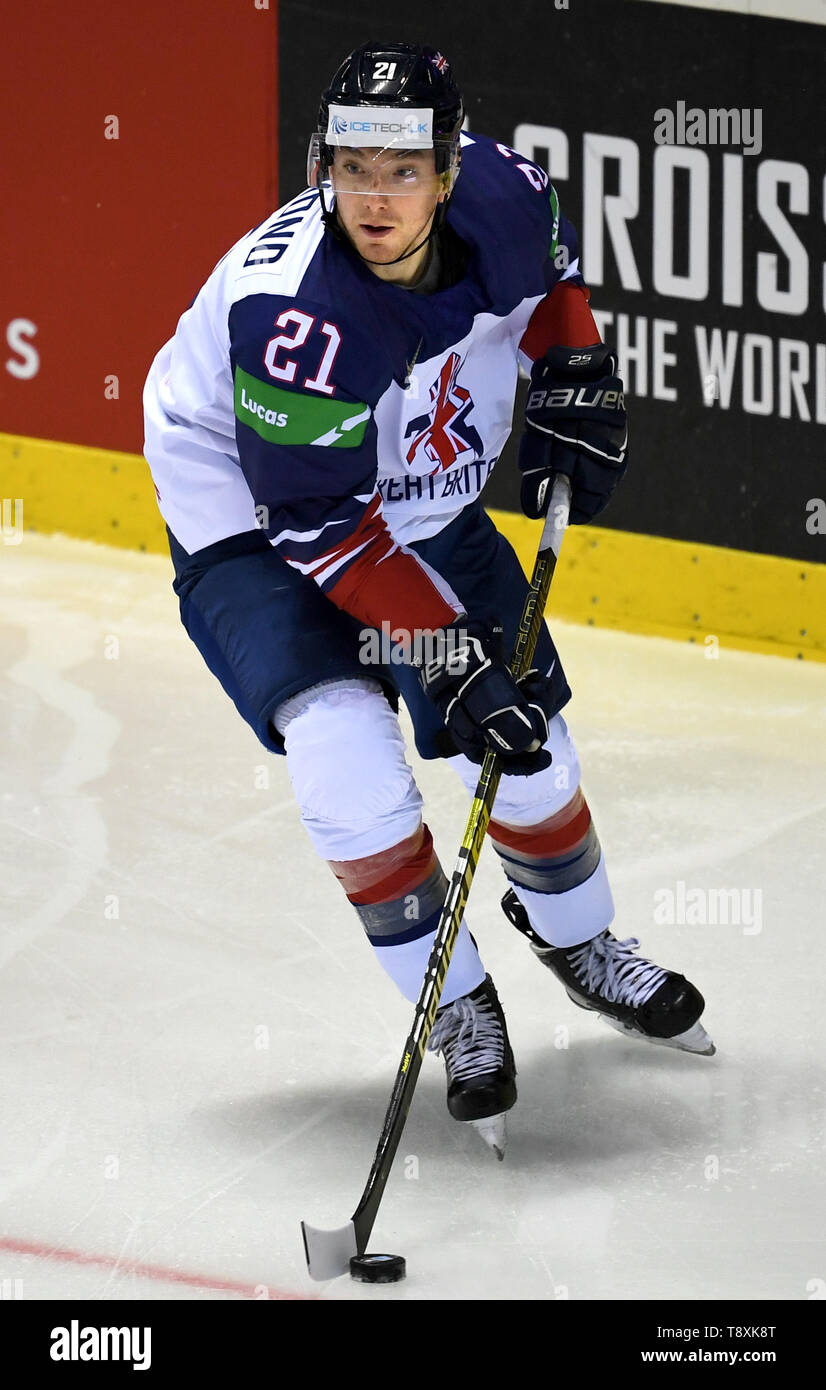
[600, 1015, 716, 1056]
[467, 1112, 507, 1160]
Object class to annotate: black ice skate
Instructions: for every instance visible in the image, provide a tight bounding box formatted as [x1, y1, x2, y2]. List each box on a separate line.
[427, 974, 517, 1159]
[502, 889, 715, 1056]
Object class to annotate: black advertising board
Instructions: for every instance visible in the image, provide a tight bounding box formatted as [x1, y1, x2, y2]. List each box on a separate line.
[278, 0, 826, 562]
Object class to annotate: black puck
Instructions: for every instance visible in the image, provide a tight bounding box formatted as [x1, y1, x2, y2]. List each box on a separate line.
[349, 1253, 406, 1284]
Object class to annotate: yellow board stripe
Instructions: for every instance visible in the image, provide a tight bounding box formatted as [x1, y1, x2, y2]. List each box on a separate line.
[2, 431, 824, 662]
[489, 508, 826, 664]
[0, 431, 168, 554]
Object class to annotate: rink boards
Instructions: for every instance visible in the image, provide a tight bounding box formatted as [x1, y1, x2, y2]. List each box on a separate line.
[2, 428, 823, 664]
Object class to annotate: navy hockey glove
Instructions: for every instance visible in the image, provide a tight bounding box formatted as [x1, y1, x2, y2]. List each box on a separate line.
[419, 619, 553, 774]
[519, 343, 628, 525]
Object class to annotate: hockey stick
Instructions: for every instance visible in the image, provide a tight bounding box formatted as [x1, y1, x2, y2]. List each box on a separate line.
[301, 474, 572, 1281]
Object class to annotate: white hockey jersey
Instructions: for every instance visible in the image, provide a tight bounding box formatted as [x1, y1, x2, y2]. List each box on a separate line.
[143, 132, 589, 634]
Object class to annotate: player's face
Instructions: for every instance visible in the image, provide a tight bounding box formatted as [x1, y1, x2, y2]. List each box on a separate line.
[332, 148, 444, 278]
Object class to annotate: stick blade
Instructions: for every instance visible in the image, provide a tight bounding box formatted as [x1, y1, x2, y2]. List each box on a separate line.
[301, 1218, 359, 1282]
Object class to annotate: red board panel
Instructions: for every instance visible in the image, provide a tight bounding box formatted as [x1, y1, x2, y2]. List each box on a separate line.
[0, 0, 278, 453]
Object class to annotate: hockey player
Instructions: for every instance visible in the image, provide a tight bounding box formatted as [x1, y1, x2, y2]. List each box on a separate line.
[143, 41, 714, 1158]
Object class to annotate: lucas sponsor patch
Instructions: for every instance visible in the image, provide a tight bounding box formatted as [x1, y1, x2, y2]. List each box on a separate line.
[234, 367, 370, 447]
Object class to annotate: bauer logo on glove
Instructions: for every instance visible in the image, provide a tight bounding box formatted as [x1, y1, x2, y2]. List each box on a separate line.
[526, 384, 625, 414]
[519, 341, 629, 526]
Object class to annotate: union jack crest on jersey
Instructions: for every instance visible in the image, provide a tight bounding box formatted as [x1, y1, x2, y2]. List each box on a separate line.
[405, 352, 484, 473]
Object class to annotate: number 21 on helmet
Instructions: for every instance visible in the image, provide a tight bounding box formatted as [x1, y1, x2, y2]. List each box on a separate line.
[307, 41, 464, 233]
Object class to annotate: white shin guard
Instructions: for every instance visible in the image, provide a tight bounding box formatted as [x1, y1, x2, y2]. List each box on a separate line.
[275, 679, 485, 1003]
[447, 713, 582, 824]
[449, 713, 615, 948]
[277, 678, 423, 860]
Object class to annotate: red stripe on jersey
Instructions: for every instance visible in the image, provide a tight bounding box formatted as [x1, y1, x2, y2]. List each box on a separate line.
[519, 282, 601, 362]
[489, 788, 592, 858]
[323, 496, 457, 635]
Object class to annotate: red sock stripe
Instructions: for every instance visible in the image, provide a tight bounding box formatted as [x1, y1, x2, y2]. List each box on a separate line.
[488, 789, 592, 858]
[329, 824, 439, 905]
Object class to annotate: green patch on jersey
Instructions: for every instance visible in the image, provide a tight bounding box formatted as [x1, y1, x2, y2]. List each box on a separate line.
[234, 367, 371, 448]
[548, 185, 560, 263]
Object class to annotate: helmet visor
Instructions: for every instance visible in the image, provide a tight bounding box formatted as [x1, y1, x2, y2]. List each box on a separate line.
[307, 102, 459, 199]
[308, 139, 459, 203]
[331, 146, 444, 198]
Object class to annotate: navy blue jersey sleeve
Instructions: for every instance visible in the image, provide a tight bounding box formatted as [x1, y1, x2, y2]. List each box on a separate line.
[447, 134, 587, 307]
[487, 141, 585, 292]
[445, 134, 600, 359]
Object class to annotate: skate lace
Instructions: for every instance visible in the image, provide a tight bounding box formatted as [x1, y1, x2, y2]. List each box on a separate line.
[427, 994, 504, 1081]
[566, 933, 668, 1008]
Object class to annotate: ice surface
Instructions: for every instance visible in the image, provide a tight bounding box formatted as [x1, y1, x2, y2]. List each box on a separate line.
[1, 534, 824, 1301]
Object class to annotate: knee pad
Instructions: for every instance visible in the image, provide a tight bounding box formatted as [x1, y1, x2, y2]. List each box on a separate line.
[448, 713, 581, 827]
[281, 679, 423, 860]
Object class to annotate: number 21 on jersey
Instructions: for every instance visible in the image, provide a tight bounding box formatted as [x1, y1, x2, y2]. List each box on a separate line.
[263, 309, 341, 396]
